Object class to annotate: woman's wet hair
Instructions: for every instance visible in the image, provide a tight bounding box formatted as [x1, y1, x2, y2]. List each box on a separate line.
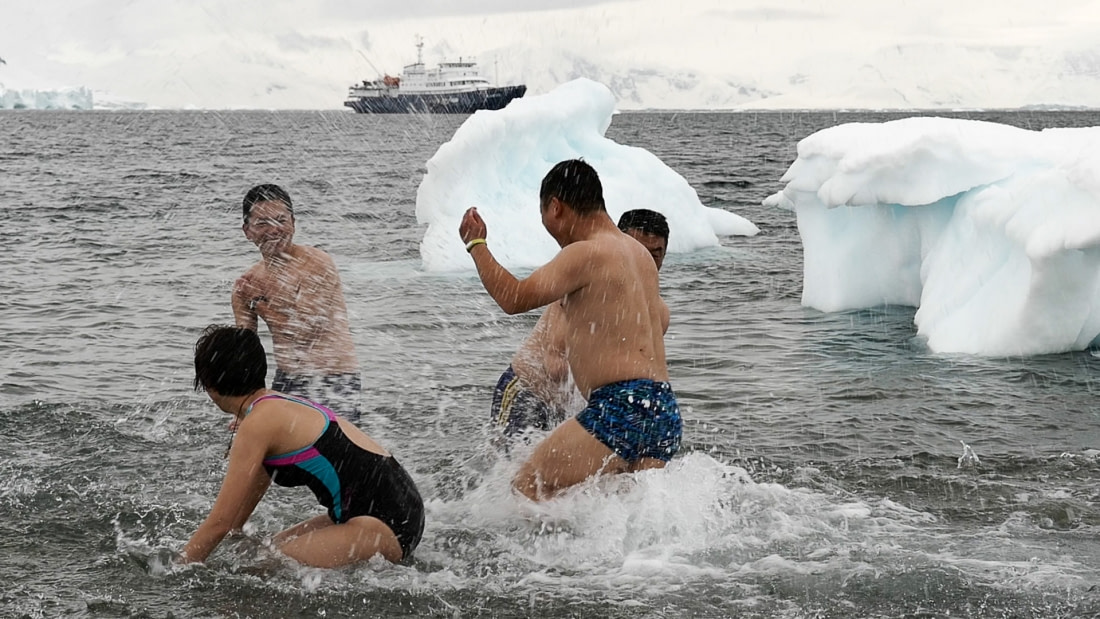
[242, 184, 293, 223]
[539, 159, 605, 214]
[193, 325, 267, 396]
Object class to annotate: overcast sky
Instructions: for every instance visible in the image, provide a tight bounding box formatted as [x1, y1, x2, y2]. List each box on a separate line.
[3, 0, 1099, 108]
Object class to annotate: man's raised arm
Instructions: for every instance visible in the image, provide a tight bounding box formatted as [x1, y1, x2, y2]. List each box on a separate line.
[459, 207, 588, 315]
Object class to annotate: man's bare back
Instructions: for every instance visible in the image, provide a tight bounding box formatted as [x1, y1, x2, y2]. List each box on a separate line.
[509, 303, 574, 407]
[491, 210, 672, 442]
[463, 216, 669, 394]
[555, 228, 669, 396]
[461, 160, 682, 501]
[501, 303, 584, 421]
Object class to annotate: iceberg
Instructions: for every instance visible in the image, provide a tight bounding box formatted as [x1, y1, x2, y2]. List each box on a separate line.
[416, 78, 759, 272]
[0, 62, 94, 110]
[765, 116, 1100, 356]
[0, 85, 93, 109]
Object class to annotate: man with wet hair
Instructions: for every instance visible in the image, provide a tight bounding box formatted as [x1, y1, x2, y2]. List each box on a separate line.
[232, 184, 363, 422]
[461, 159, 681, 501]
[616, 209, 669, 270]
[490, 208, 670, 444]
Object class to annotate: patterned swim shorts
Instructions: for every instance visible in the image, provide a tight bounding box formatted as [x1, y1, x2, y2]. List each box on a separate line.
[575, 379, 682, 462]
[272, 369, 362, 423]
[490, 365, 565, 437]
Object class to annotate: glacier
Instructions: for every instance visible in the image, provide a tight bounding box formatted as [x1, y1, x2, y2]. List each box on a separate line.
[0, 85, 93, 110]
[1, 62, 94, 110]
[416, 78, 759, 272]
[765, 116, 1100, 356]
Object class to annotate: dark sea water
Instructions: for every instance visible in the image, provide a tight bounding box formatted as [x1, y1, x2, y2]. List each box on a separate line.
[3, 108, 1100, 618]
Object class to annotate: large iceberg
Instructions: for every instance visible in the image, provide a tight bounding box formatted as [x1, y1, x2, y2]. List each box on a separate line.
[765, 117, 1100, 356]
[416, 78, 758, 272]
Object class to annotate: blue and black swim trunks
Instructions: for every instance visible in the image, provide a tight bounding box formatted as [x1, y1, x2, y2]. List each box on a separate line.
[576, 379, 682, 462]
[491, 365, 563, 437]
[272, 369, 362, 423]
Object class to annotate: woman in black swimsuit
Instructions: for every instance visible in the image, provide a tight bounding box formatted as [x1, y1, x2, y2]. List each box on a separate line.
[179, 325, 424, 568]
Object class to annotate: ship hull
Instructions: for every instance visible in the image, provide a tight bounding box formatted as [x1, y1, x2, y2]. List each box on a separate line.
[344, 85, 527, 114]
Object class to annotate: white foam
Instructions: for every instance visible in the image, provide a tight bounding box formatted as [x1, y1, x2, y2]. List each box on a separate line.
[412, 449, 944, 600]
[121, 442, 1100, 601]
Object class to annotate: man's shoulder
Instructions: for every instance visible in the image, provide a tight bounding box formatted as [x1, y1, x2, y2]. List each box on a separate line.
[581, 230, 648, 264]
[237, 261, 265, 281]
[277, 244, 336, 274]
[297, 244, 337, 263]
[563, 233, 618, 259]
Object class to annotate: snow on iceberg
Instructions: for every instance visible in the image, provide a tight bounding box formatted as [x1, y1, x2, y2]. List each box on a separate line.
[416, 78, 759, 272]
[765, 116, 1100, 356]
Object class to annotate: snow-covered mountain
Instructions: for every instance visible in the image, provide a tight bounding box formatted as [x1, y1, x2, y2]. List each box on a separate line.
[479, 42, 1100, 111]
[4, 41, 1099, 111]
[334, 40, 1100, 111]
[4, 0, 1100, 110]
[478, 47, 777, 111]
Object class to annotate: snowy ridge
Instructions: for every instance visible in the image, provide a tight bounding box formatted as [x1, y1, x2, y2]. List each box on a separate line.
[4, 37, 1099, 111]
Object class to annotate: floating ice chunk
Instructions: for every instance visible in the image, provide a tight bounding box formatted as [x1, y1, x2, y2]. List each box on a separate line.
[417, 78, 758, 272]
[765, 116, 1100, 355]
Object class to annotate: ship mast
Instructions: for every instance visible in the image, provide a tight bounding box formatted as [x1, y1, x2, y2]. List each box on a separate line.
[415, 35, 424, 67]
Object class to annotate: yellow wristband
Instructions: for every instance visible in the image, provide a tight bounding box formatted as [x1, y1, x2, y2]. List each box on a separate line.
[465, 238, 487, 252]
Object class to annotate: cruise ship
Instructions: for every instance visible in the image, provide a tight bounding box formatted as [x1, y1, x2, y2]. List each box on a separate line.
[344, 41, 526, 114]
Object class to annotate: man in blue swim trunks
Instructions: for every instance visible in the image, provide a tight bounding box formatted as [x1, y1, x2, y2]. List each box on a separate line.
[232, 184, 363, 422]
[491, 209, 671, 443]
[461, 160, 682, 501]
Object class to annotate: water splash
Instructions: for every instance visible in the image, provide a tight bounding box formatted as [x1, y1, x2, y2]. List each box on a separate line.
[958, 441, 981, 469]
[416, 450, 942, 604]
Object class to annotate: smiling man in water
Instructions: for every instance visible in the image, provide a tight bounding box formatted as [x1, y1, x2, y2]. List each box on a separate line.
[232, 184, 363, 422]
[461, 160, 682, 501]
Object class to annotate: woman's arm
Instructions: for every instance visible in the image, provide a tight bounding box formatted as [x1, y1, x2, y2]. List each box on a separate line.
[179, 425, 272, 564]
